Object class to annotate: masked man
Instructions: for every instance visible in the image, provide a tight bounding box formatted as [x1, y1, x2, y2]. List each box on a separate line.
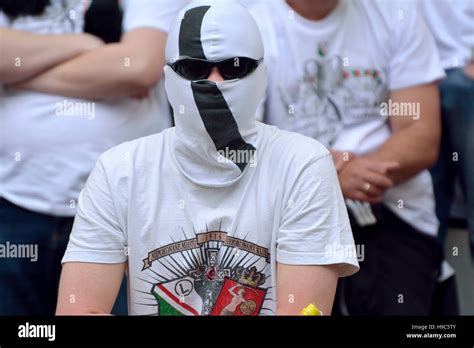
[57, 0, 359, 316]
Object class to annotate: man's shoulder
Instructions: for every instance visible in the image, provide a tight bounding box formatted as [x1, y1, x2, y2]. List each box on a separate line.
[247, 1, 280, 47]
[259, 123, 330, 166]
[98, 128, 172, 170]
[352, 0, 418, 28]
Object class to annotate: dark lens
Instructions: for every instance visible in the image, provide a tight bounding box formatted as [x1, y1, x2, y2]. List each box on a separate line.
[173, 59, 211, 80]
[218, 57, 258, 79]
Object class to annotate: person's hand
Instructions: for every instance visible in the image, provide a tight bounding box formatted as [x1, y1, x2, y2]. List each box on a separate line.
[338, 157, 400, 203]
[330, 150, 356, 173]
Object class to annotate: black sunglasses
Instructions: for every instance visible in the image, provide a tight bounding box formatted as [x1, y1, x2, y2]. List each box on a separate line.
[168, 57, 263, 81]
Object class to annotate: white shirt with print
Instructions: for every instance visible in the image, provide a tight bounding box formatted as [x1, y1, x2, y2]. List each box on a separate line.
[0, 0, 188, 217]
[62, 123, 359, 316]
[249, 0, 446, 236]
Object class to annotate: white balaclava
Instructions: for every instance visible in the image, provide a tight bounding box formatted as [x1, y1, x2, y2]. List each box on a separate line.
[164, 0, 266, 187]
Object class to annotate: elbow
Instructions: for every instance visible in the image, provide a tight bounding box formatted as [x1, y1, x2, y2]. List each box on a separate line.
[0, 66, 17, 84]
[129, 62, 162, 91]
[422, 146, 439, 170]
[132, 75, 158, 91]
[426, 134, 441, 169]
[427, 150, 439, 169]
[0, 65, 5, 81]
[418, 130, 441, 170]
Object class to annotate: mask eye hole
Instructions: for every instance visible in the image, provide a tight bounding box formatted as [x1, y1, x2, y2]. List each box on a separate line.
[168, 57, 262, 81]
[218, 58, 259, 80]
[172, 59, 211, 80]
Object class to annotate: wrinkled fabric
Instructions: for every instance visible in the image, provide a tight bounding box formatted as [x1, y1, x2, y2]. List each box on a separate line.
[164, 0, 266, 187]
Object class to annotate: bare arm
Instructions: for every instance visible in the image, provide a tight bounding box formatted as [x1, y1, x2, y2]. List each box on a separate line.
[12, 28, 168, 100]
[365, 83, 441, 184]
[276, 263, 339, 315]
[228, 284, 239, 296]
[0, 28, 103, 84]
[56, 262, 125, 315]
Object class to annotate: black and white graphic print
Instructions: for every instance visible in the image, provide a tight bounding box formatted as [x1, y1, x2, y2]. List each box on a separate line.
[279, 43, 388, 147]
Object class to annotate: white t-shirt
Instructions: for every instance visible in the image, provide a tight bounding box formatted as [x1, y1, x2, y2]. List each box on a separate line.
[0, 0, 188, 217]
[249, 0, 446, 236]
[62, 123, 359, 316]
[419, 0, 474, 69]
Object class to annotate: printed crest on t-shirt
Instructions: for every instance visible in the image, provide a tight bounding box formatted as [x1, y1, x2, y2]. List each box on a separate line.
[138, 229, 271, 316]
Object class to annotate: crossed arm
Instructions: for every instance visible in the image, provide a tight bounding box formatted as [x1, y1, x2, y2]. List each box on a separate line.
[56, 262, 339, 315]
[0, 28, 103, 83]
[1, 27, 168, 100]
[333, 83, 441, 202]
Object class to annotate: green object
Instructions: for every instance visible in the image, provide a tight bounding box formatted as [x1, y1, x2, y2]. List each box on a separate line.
[153, 292, 184, 316]
[318, 46, 325, 57]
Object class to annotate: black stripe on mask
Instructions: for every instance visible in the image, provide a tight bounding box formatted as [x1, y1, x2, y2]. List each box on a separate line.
[191, 81, 256, 172]
[179, 5, 256, 172]
[178, 6, 210, 59]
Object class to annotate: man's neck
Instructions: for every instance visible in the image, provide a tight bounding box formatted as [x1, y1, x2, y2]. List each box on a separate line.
[286, 0, 340, 20]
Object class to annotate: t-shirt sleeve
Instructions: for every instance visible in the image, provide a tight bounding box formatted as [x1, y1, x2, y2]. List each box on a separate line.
[276, 154, 359, 277]
[62, 156, 127, 264]
[388, 1, 445, 90]
[121, 0, 189, 33]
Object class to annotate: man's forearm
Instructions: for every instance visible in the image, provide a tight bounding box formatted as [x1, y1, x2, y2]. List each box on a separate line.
[276, 263, 339, 315]
[56, 262, 125, 315]
[11, 43, 150, 100]
[0, 28, 102, 83]
[11, 28, 167, 100]
[365, 124, 439, 184]
[366, 83, 441, 185]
